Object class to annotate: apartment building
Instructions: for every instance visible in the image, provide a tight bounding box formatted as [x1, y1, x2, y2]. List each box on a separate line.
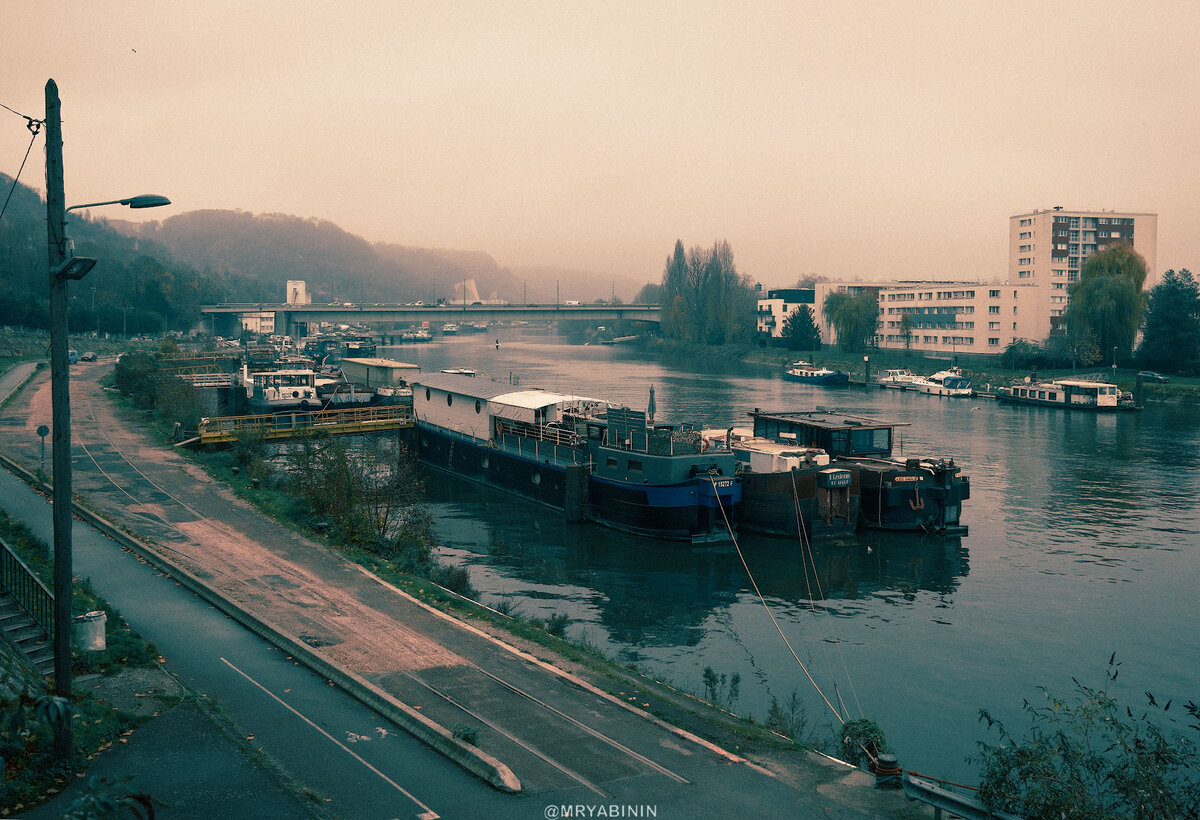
[1009, 207, 1157, 333]
[796, 208, 1158, 356]
[755, 288, 816, 342]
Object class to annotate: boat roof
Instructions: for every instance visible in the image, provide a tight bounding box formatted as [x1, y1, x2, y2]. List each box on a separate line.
[412, 372, 514, 399]
[1048, 378, 1117, 387]
[749, 409, 910, 430]
[341, 357, 420, 369]
[412, 373, 608, 420]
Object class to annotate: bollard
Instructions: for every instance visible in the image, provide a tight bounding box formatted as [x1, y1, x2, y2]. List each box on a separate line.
[873, 753, 902, 788]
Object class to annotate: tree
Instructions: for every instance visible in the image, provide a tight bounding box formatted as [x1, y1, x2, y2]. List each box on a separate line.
[1042, 326, 1100, 372]
[1137, 269, 1200, 372]
[658, 240, 756, 345]
[898, 312, 914, 351]
[1065, 244, 1148, 360]
[822, 291, 878, 352]
[780, 304, 821, 351]
[973, 656, 1199, 819]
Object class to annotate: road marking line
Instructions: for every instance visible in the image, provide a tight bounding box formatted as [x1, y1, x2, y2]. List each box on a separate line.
[220, 657, 439, 818]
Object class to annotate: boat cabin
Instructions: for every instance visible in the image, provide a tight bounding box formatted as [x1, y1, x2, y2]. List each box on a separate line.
[749, 409, 909, 458]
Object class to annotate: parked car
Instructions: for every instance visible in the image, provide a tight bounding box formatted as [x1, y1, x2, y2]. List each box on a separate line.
[80, 351, 97, 362]
[1137, 370, 1169, 383]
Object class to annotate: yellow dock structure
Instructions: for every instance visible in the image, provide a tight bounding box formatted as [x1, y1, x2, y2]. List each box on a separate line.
[194, 405, 412, 445]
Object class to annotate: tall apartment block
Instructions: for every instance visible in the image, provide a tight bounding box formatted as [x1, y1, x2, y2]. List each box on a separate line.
[1008, 207, 1157, 334]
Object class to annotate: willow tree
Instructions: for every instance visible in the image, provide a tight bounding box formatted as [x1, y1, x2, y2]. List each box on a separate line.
[1065, 244, 1148, 360]
[822, 291, 879, 352]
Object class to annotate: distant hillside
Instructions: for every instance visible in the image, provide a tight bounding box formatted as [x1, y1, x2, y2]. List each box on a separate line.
[113, 209, 648, 305]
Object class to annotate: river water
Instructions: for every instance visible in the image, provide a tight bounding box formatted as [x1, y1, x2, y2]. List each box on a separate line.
[383, 329, 1200, 784]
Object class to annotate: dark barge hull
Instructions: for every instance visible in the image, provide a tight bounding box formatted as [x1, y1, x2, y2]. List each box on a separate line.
[737, 468, 859, 538]
[417, 424, 739, 542]
[850, 459, 969, 534]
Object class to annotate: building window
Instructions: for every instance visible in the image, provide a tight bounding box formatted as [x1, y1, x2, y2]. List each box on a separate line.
[988, 338, 999, 346]
[989, 305, 1000, 314]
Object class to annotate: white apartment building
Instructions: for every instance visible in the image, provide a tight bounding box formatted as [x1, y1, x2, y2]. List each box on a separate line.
[1009, 207, 1157, 334]
[803, 208, 1157, 357]
[756, 288, 817, 341]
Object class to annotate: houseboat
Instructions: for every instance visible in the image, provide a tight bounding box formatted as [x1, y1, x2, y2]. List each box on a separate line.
[715, 429, 859, 539]
[783, 361, 850, 386]
[411, 373, 741, 542]
[995, 378, 1136, 411]
[240, 365, 320, 413]
[748, 409, 969, 535]
[909, 367, 974, 397]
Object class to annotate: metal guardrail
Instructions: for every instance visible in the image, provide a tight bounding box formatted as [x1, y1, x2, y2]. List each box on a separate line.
[901, 773, 1023, 820]
[0, 535, 54, 640]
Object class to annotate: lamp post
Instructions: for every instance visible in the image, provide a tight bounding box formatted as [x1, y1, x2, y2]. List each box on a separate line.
[45, 78, 170, 758]
[1112, 346, 1118, 376]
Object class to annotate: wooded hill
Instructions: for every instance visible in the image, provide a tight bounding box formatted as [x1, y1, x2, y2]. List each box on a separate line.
[0, 174, 644, 335]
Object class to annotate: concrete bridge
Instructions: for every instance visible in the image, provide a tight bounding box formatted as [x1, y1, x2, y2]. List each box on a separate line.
[200, 302, 661, 338]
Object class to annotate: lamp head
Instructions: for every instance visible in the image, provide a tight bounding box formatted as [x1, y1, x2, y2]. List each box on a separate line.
[53, 256, 98, 281]
[121, 195, 171, 209]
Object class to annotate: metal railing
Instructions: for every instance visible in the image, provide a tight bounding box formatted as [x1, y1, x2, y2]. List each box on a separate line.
[0, 535, 54, 640]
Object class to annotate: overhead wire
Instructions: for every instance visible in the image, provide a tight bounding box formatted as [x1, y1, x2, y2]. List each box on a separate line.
[0, 101, 45, 224]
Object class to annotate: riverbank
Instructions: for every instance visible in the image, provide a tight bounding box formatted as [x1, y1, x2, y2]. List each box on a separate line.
[738, 344, 1200, 404]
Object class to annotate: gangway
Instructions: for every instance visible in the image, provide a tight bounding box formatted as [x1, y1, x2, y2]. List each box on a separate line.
[193, 405, 412, 445]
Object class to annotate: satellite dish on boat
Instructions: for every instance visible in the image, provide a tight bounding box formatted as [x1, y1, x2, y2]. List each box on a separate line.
[1024, 376, 1031, 383]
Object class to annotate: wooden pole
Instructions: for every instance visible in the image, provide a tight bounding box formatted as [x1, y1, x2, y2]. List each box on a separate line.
[45, 78, 75, 759]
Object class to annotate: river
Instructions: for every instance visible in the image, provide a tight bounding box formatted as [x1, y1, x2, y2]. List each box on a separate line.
[382, 328, 1200, 784]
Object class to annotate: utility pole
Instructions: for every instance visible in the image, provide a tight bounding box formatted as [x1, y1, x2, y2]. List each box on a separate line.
[45, 78, 74, 759]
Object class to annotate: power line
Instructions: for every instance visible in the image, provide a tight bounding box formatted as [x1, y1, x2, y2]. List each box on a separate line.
[1, 100, 47, 223]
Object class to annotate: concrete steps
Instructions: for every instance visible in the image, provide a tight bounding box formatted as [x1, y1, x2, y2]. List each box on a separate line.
[0, 594, 53, 676]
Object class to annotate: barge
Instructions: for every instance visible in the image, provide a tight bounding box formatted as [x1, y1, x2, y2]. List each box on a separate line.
[748, 409, 969, 535]
[411, 373, 740, 542]
[995, 378, 1138, 411]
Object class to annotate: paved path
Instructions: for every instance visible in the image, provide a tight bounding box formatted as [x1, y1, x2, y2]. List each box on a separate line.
[0, 362, 915, 818]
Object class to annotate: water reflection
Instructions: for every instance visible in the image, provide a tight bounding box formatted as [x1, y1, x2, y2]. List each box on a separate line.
[424, 471, 969, 647]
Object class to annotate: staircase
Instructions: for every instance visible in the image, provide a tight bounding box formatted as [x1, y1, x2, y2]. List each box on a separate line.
[0, 592, 54, 676]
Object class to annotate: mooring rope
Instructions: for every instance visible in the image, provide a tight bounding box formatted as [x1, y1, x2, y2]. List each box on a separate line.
[708, 474, 845, 726]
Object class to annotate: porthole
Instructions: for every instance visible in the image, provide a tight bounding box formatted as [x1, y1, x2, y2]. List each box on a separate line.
[447, 393, 453, 406]
[482, 457, 489, 469]
[475, 400, 482, 413]
[425, 388, 431, 401]
[531, 472, 542, 486]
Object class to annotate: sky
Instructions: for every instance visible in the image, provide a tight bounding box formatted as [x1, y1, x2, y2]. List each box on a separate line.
[4, 1, 1198, 289]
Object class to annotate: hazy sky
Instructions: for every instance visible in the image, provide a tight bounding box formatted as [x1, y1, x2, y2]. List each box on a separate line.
[4, 2, 1198, 288]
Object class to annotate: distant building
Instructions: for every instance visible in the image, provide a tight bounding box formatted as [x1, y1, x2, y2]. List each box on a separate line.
[756, 288, 815, 344]
[800, 207, 1158, 357]
[1009, 207, 1157, 334]
[286, 280, 312, 305]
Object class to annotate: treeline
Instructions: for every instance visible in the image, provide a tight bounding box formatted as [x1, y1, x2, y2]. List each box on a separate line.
[644, 240, 758, 345]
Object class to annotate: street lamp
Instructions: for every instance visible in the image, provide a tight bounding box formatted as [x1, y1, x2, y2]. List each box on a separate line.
[44, 79, 170, 758]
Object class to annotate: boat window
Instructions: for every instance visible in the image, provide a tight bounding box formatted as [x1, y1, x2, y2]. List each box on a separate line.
[425, 388, 431, 401]
[627, 460, 643, 472]
[447, 393, 453, 406]
[606, 457, 618, 468]
[475, 400, 481, 413]
[1038, 391, 1046, 399]
[1048, 393, 1057, 400]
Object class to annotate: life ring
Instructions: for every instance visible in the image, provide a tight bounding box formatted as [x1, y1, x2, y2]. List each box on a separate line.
[700, 437, 712, 452]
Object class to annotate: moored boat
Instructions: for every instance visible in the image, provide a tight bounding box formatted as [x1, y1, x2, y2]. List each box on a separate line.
[748, 409, 968, 535]
[995, 378, 1137, 411]
[411, 373, 740, 542]
[240, 365, 320, 413]
[876, 369, 921, 389]
[783, 361, 850, 386]
[910, 367, 974, 397]
[717, 429, 859, 539]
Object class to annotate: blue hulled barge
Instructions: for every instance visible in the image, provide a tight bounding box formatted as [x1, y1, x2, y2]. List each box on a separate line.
[412, 373, 740, 542]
